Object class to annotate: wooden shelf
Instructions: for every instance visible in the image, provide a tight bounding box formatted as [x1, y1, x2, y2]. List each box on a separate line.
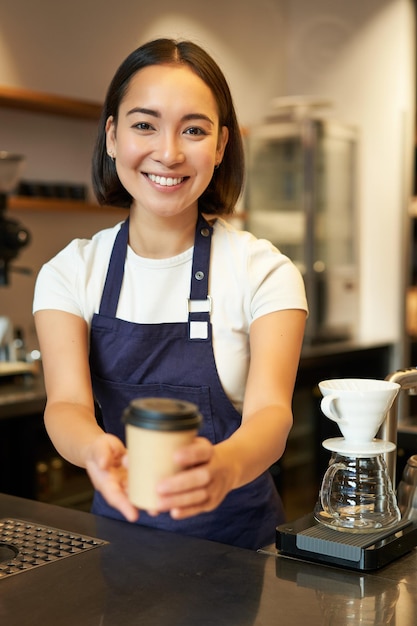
[0, 85, 103, 120]
[9, 195, 244, 219]
[9, 195, 124, 214]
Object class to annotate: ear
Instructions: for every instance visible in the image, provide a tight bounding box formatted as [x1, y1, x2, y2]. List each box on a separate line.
[216, 126, 229, 164]
[105, 116, 116, 155]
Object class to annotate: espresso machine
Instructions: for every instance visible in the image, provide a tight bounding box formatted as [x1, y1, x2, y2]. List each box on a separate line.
[0, 151, 31, 286]
[276, 368, 417, 571]
[0, 152, 31, 362]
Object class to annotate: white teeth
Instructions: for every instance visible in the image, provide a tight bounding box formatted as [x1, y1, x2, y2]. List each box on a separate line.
[148, 174, 183, 186]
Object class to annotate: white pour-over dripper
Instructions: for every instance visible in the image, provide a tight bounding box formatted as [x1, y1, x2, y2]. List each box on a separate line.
[314, 378, 402, 533]
[318, 378, 400, 454]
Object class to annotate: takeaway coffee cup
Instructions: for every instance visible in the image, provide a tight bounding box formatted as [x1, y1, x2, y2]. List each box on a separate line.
[123, 397, 202, 510]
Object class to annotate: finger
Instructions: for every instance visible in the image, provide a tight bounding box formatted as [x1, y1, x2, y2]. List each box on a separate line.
[86, 462, 139, 523]
[107, 491, 139, 522]
[157, 465, 210, 496]
[170, 506, 204, 520]
[169, 496, 215, 519]
[156, 482, 213, 517]
[100, 476, 139, 522]
[173, 438, 212, 467]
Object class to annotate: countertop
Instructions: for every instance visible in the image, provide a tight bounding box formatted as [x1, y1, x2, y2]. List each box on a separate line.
[1, 493, 417, 625]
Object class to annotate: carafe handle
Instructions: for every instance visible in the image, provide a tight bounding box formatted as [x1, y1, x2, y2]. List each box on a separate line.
[320, 461, 346, 517]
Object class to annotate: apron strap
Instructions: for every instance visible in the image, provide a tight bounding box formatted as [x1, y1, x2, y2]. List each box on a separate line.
[98, 218, 129, 317]
[188, 213, 214, 341]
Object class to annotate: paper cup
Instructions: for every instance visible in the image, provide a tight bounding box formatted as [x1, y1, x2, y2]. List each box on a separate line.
[123, 397, 202, 510]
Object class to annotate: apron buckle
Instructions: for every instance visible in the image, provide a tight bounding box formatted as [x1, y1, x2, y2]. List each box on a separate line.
[187, 296, 212, 340]
[186, 295, 212, 314]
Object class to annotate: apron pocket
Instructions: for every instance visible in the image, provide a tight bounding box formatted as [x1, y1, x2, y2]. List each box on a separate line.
[91, 375, 217, 442]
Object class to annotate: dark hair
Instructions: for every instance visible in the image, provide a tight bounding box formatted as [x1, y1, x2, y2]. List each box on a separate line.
[92, 38, 244, 214]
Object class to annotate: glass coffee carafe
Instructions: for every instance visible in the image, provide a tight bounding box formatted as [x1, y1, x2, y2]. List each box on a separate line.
[315, 451, 401, 532]
[314, 378, 401, 533]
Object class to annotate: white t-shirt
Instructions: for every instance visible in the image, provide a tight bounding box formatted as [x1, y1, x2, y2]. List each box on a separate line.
[33, 217, 308, 410]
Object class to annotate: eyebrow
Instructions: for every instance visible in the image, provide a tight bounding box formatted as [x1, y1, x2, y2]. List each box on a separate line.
[126, 107, 215, 125]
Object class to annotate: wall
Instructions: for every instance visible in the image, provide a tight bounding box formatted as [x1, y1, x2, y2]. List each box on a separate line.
[0, 0, 415, 365]
[283, 0, 416, 363]
[0, 0, 285, 123]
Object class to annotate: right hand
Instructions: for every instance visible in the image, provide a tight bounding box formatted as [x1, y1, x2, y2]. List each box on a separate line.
[84, 433, 139, 522]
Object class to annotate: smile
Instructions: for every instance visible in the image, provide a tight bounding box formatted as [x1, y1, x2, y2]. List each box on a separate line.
[147, 173, 185, 186]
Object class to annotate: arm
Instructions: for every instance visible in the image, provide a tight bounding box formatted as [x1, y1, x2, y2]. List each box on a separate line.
[34, 309, 138, 521]
[220, 307, 307, 487]
[155, 308, 306, 518]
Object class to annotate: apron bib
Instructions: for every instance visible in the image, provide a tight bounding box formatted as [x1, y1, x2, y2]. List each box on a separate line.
[89, 213, 284, 549]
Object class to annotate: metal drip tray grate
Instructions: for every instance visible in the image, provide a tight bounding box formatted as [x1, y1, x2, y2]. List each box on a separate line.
[0, 518, 107, 579]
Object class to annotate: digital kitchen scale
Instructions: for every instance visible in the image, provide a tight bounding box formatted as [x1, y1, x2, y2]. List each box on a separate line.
[276, 512, 417, 571]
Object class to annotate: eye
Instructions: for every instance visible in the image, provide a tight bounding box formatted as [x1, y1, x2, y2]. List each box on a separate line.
[133, 122, 154, 131]
[184, 126, 207, 137]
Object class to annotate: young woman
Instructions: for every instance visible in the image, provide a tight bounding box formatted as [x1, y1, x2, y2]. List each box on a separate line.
[33, 38, 307, 549]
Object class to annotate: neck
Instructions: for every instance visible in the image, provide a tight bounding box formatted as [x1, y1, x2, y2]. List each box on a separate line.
[128, 209, 199, 259]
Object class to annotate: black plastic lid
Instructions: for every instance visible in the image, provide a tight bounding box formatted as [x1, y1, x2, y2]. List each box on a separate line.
[123, 397, 202, 432]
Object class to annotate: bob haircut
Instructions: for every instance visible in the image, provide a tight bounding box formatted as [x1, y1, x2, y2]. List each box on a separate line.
[92, 38, 245, 215]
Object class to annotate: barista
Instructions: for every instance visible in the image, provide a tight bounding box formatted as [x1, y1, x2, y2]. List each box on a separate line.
[33, 38, 308, 549]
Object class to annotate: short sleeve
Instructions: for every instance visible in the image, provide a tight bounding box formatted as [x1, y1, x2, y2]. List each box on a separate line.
[33, 240, 85, 317]
[247, 238, 308, 322]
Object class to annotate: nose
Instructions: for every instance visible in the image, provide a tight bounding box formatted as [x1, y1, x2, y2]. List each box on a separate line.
[154, 132, 185, 167]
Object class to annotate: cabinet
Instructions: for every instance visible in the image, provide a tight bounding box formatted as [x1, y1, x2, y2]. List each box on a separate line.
[0, 411, 93, 511]
[0, 375, 93, 511]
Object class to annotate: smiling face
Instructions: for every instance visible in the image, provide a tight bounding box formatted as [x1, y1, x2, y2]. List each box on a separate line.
[105, 63, 228, 221]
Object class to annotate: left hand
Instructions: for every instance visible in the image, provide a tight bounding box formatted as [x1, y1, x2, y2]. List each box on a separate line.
[85, 433, 139, 523]
[153, 437, 235, 519]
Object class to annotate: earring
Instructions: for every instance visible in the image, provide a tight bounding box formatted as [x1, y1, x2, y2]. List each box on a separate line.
[108, 152, 115, 162]
[214, 163, 220, 170]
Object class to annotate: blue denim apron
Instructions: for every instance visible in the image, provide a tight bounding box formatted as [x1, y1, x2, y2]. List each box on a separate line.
[89, 213, 284, 549]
